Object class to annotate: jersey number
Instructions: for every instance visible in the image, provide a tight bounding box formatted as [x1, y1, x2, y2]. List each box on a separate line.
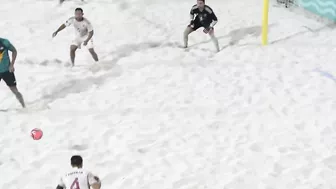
[70, 178, 80, 189]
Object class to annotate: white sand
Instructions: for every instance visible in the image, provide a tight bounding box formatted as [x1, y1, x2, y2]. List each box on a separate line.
[1, 0, 336, 189]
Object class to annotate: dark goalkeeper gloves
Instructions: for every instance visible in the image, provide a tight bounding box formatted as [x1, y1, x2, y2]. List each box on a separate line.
[189, 20, 195, 28]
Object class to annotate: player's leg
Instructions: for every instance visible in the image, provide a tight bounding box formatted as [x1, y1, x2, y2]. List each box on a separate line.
[88, 48, 99, 62]
[85, 39, 99, 62]
[183, 19, 202, 48]
[208, 28, 220, 52]
[70, 45, 78, 66]
[70, 37, 83, 66]
[3, 71, 25, 108]
[183, 26, 194, 48]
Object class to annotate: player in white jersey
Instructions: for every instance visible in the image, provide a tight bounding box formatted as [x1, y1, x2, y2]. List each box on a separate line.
[52, 8, 99, 66]
[56, 155, 101, 189]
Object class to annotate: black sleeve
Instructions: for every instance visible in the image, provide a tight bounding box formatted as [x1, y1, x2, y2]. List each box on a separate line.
[56, 185, 64, 189]
[211, 11, 218, 21]
[205, 6, 218, 21]
[190, 5, 197, 15]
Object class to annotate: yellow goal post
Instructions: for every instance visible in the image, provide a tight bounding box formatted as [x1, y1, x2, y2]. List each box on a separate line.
[262, 0, 269, 45]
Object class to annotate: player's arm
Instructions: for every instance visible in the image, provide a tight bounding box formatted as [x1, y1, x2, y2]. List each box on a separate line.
[209, 13, 218, 27]
[189, 5, 197, 23]
[53, 17, 73, 37]
[52, 24, 66, 37]
[88, 173, 101, 189]
[3, 39, 17, 66]
[91, 180, 101, 189]
[189, 13, 194, 21]
[84, 21, 94, 43]
[206, 6, 218, 27]
[56, 185, 64, 189]
[85, 30, 94, 43]
[55, 177, 66, 189]
[54, 24, 66, 34]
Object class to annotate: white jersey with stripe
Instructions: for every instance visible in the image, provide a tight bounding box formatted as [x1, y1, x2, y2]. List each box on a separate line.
[65, 17, 93, 37]
[58, 168, 99, 189]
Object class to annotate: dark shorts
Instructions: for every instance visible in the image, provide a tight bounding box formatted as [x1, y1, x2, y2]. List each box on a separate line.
[189, 19, 211, 31]
[0, 71, 16, 86]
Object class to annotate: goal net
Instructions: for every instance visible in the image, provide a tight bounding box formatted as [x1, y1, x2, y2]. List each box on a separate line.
[276, 0, 296, 8]
[276, 0, 336, 22]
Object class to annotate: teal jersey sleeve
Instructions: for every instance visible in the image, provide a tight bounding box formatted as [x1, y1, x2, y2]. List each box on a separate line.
[1, 39, 14, 51]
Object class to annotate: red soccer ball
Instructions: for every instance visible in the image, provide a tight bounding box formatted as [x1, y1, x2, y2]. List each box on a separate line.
[31, 128, 43, 140]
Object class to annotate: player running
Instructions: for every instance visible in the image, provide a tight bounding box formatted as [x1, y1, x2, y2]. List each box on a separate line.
[0, 38, 25, 108]
[183, 0, 220, 52]
[56, 155, 101, 189]
[52, 8, 99, 66]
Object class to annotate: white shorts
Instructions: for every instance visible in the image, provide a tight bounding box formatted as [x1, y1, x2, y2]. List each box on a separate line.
[71, 36, 94, 49]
